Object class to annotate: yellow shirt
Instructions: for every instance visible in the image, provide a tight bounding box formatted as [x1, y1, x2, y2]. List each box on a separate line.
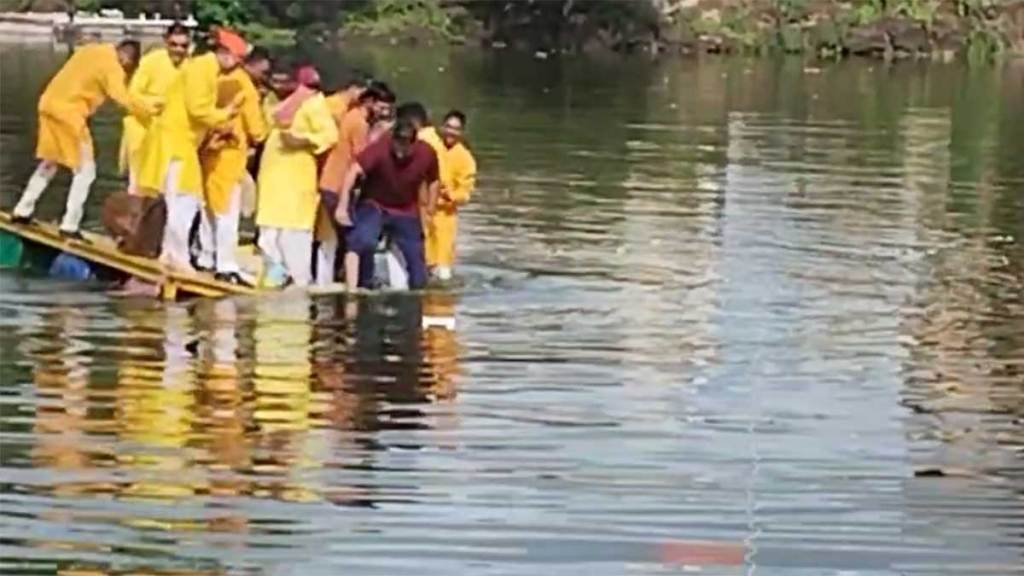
[118, 48, 183, 173]
[256, 93, 338, 230]
[200, 67, 268, 214]
[420, 127, 477, 208]
[136, 52, 233, 198]
[36, 43, 152, 169]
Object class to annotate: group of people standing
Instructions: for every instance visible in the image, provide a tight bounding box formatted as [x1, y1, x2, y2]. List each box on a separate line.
[10, 24, 477, 291]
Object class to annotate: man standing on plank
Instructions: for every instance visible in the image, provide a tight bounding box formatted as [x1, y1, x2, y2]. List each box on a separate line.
[135, 28, 248, 273]
[255, 64, 338, 288]
[11, 40, 154, 239]
[119, 23, 191, 195]
[195, 47, 271, 286]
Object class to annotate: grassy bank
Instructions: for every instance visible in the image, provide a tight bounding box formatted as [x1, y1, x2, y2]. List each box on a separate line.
[4, 0, 1022, 62]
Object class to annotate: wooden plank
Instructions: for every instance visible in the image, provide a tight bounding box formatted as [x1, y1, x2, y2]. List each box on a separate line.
[0, 211, 256, 298]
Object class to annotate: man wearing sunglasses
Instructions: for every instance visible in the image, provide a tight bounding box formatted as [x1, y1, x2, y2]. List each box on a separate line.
[119, 22, 192, 195]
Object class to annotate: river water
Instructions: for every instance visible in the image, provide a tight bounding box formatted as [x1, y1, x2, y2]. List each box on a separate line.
[1, 44, 1022, 575]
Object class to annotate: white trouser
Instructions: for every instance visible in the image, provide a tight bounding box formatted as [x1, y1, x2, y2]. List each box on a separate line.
[13, 143, 96, 232]
[197, 184, 242, 273]
[127, 166, 139, 196]
[315, 237, 338, 286]
[159, 160, 200, 272]
[258, 226, 313, 287]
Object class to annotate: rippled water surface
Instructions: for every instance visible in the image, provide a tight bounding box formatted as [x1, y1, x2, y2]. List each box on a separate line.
[2, 45, 1023, 575]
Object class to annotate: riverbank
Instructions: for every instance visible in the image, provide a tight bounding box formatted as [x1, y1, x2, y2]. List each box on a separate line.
[2, 1, 1023, 63]
[652, 0, 1024, 62]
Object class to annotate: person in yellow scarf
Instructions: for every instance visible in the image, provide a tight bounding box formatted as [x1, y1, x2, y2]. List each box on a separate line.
[195, 47, 271, 286]
[11, 40, 152, 239]
[119, 23, 191, 194]
[135, 28, 248, 273]
[425, 110, 477, 281]
[256, 65, 338, 287]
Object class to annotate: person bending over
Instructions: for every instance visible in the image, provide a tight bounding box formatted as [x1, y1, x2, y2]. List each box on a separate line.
[334, 118, 439, 291]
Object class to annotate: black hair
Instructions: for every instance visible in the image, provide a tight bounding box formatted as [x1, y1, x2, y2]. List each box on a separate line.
[165, 22, 190, 38]
[396, 102, 429, 126]
[392, 118, 418, 142]
[338, 68, 370, 89]
[270, 56, 295, 77]
[116, 39, 142, 65]
[246, 45, 271, 65]
[364, 80, 395, 104]
[444, 109, 467, 127]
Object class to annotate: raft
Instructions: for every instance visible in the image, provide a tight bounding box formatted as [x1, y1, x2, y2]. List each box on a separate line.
[0, 210, 412, 300]
[0, 210, 258, 299]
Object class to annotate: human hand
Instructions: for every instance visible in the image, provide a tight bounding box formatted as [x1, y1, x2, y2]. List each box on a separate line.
[280, 131, 309, 149]
[334, 207, 352, 227]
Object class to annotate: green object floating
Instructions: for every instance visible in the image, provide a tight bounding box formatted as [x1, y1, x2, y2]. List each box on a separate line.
[0, 229, 24, 268]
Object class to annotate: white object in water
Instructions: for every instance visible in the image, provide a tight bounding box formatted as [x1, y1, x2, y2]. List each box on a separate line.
[422, 315, 456, 330]
[372, 242, 409, 290]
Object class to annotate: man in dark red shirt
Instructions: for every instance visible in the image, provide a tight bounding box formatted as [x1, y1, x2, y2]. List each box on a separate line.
[334, 117, 439, 291]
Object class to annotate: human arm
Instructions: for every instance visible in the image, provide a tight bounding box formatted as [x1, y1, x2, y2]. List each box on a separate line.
[334, 162, 364, 227]
[421, 148, 440, 216]
[101, 57, 156, 120]
[421, 180, 439, 220]
[184, 58, 233, 129]
[444, 150, 477, 206]
[282, 97, 338, 152]
[241, 80, 269, 144]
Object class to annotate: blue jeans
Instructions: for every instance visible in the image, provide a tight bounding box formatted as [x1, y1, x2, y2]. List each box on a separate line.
[346, 202, 427, 289]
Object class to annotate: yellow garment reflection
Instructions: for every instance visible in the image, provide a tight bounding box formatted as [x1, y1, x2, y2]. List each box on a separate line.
[251, 295, 328, 503]
[30, 308, 103, 497]
[421, 292, 462, 402]
[195, 298, 252, 503]
[116, 304, 199, 503]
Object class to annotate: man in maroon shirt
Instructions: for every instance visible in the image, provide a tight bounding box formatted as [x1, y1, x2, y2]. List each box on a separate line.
[334, 116, 439, 291]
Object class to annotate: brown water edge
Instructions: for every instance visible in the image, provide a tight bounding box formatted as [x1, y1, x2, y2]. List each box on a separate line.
[1, 44, 1023, 575]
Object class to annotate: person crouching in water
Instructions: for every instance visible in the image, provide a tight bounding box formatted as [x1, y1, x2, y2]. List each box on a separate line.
[255, 64, 338, 288]
[195, 47, 271, 286]
[334, 117, 439, 292]
[11, 40, 154, 239]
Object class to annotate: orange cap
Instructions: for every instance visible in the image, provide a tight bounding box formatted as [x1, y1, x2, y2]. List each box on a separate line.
[214, 27, 248, 58]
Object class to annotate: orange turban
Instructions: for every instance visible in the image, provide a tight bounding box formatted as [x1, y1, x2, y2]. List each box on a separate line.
[214, 27, 247, 58]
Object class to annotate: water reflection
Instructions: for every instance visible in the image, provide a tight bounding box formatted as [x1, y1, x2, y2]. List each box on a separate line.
[1, 44, 1023, 575]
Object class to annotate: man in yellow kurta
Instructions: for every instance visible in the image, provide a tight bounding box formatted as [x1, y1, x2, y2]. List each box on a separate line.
[424, 110, 477, 281]
[256, 66, 338, 288]
[195, 48, 271, 285]
[135, 28, 248, 273]
[119, 23, 191, 194]
[12, 40, 152, 239]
